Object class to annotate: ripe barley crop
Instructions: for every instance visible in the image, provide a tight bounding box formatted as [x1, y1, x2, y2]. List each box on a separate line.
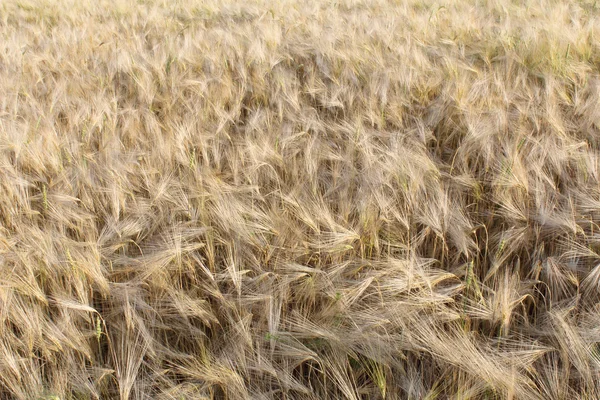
[1, 0, 600, 399]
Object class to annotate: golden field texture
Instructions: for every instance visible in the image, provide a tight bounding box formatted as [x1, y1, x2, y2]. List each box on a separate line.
[1, 0, 600, 398]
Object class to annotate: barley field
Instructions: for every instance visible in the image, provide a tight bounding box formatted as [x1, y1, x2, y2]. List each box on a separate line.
[1, 0, 600, 398]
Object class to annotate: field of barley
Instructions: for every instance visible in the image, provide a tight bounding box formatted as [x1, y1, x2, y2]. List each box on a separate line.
[1, 0, 600, 398]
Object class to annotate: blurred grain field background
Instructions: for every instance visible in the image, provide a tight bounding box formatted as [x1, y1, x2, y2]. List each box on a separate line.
[1, 0, 600, 398]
